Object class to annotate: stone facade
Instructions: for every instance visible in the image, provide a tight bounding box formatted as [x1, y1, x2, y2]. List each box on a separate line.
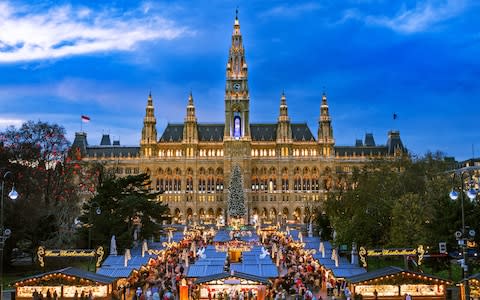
[72, 14, 405, 225]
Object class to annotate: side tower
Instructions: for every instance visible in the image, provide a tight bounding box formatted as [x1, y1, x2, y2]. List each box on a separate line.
[140, 92, 157, 157]
[183, 92, 198, 156]
[224, 10, 251, 141]
[318, 92, 335, 156]
[276, 91, 292, 156]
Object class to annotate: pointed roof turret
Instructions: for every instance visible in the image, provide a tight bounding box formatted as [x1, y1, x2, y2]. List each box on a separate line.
[141, 92, 157, 146]
[278, 91, 290, 122]
[227, 9, 247, 79]
[318, 91, 334, 155]
[320, 92, 331, 122]
[147, 92, 153, 106]
[185, 91, 197, 122]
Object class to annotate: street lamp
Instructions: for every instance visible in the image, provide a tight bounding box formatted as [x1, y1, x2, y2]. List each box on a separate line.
[88, 202, 101, 249]
[449, 165, 480, 300]
[1, 170, 18, 300]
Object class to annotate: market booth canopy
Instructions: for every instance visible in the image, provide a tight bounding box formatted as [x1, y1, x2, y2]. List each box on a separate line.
[346, 266, 452, 300]
[13, 267, 117, 300]
[460, 273, 480, 300]
[194, 271, 270, 300]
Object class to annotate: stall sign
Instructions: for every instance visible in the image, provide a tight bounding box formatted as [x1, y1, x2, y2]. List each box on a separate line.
[367, 249, 417, 256]
[37, 246, 104, 268]
[359, 245, 425, 268]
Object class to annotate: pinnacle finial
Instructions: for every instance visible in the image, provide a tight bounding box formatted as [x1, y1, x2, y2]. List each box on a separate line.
[188, 91, 194, 106]
[236, 7, 239, 20]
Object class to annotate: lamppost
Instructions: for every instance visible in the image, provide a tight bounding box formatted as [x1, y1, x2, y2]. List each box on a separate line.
[1, 171, 18, 300]
[449, 165, 480, 300]
[88, 202, 101, 249]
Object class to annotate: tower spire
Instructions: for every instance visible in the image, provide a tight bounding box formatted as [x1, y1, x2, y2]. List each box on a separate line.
[278, 91, 289, 122]
[277, 91, 292, 143]
[318, 92, 334, 156]
[224, 10, 250, 140]
[141, 92, 157, 157]
[183, 92, 198, 143]
[185, 91, 197, 122]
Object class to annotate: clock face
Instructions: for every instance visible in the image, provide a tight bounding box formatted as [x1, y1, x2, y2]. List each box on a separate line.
[233, 83, 241, 91]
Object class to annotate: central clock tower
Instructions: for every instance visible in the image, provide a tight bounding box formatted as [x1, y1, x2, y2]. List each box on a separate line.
[224, 10, 250, 141]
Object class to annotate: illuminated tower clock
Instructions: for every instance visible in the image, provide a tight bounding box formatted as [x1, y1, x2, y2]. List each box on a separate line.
[224, 10, 250, 140]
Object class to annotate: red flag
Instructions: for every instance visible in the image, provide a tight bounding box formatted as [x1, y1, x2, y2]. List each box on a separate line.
[81, 115, 90, 123]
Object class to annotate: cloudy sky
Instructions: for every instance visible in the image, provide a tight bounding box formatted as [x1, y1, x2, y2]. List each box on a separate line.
[0, 0, 478, 160]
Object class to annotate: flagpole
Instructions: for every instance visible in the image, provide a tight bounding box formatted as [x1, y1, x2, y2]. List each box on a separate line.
[80, 116, 83, 132]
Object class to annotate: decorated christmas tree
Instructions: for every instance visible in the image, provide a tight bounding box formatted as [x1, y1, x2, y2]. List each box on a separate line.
[227, 165, 246, 222]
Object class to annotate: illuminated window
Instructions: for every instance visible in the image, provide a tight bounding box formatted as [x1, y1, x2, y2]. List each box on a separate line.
[233, 114, 241, 139]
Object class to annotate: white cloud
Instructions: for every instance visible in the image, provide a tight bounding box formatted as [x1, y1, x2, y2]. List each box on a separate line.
[342, 0, 468, 33]
[0, 2, 190, 63]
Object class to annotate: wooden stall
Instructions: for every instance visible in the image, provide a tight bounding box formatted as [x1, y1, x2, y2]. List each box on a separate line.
[13, 267, 117, 300]
[460, 273, 480, 300]
[346, 266, 451, 300]
[194, 271, 270, 300]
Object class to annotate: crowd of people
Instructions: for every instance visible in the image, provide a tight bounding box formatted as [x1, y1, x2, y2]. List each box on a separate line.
[107, 226, 352, 300]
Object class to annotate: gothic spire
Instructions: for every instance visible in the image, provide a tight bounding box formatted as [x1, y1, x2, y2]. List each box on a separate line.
[318, 92, 334, 156]
[277, 91, 292, 143]
[183, 92, 198, 144]
[185, 91, 197, 122]
[224, 9, 250, 139]
[141, 92, 157, 155]
[227, 8, 247, 79]
[278, 90, 289, 122]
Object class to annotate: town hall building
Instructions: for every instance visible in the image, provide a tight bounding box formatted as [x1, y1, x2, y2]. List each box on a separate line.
[73, 13, 405, 225]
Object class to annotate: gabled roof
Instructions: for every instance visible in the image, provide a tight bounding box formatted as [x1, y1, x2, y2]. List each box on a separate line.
[346, 266, 451, 284]
[291, 123, 315, 141]
[96, 267, 135, 278]
[159, 123, 184, 142]
[194, 272, 270, 285]
[334, 146, 388, 157]
[86, 146, 140, 158]
[187, 264, 225, 278]
[157, 123, 317, 143]
[230, 263, 279, 278]
[198, 124, 224, 142]
[251, 124, 276, 141]
[13, 267, 116, 285]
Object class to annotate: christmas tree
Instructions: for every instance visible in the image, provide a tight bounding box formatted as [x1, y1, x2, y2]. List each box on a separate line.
[227, 165, 246, 220]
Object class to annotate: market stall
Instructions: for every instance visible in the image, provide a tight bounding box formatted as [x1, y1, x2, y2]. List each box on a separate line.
[459, 273, 480, 300]
[194, 271, 270, 300]
[346, 266, 451, 299]
[13, 267, 117, 300]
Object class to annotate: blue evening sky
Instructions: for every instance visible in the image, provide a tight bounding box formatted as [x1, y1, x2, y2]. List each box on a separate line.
[0, 0, 478, 160]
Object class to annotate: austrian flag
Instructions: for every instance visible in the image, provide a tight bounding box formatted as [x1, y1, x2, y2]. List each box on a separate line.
[81, 115, 90, 123]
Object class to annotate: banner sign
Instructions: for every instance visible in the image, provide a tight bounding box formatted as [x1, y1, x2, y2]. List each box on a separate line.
[37, 246, 104, 268]
[367, 248, 417, 256]
[359, 245, 424, 268]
